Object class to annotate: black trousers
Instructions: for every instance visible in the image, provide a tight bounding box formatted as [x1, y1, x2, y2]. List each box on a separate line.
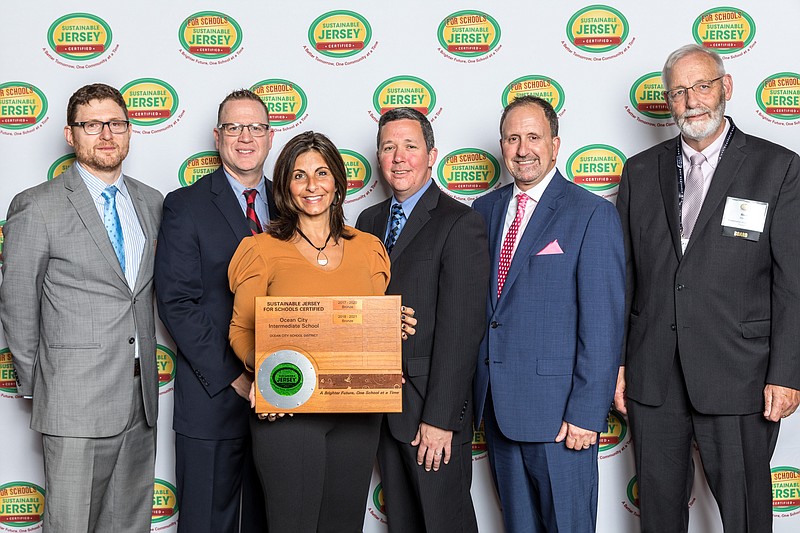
[250, 412, 381, 533]
[627, 356, 779, 533]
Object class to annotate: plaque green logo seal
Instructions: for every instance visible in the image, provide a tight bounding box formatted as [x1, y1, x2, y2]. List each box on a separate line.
[271, 363, 304, 396]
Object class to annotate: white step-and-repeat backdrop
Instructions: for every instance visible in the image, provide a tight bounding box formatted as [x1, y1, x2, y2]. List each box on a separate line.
[1, 1, 799, 531]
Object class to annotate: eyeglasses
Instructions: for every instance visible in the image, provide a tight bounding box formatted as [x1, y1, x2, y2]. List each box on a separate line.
[69, 120, 130, 135]
[217, 123, 270, 137]
[663, 76, 724, 102]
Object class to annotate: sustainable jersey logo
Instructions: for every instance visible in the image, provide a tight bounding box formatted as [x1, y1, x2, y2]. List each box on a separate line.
[179, 11, 242, 59]
[566, 5, 629, 53]
[0, 348, 17, 394]
[120, 79, 179, 127]
[437, 149, 500, 196]
[502, 75, 565, 113]
[251, 79, 308, 127]
[0, 482, 45, 528]
[271, 363, 303, 396]
[756, 73, 800, 121]
[772, 466, 800, 512]
[565, 144, 626, 193]
[340, 150, 372, 195]
[151, 479, 178, 523]
[0, 83, 48, 131]
[48, 154, 76, 180]
[156, 345, 176, 388]
[438, 10, 501, 57]
[692, 7, 755, 53]
[373, 76, 436, 116]
[629, 72, 670, 120]
[47, 12, 112, 61]
[309, 10, 371, 58]
[178, 151, 221, 187]
[600, 409, 628, 452]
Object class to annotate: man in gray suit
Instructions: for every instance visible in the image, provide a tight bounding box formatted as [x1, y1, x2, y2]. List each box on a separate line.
[0, 83, 163, 532]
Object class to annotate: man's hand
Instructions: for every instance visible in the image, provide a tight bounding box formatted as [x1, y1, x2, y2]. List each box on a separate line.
[614, 366, 627, 415]
[763, 384, 800, 422]
[411, 422, 453, 472]
[231, 372, 253, 401]
[555, 421, 598, 450]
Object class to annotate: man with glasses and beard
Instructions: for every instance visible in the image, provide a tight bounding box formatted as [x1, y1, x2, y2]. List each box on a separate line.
[615, 44, 800, 532]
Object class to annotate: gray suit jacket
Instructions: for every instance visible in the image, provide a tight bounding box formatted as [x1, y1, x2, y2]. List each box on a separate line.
[0, 165, 163, 437]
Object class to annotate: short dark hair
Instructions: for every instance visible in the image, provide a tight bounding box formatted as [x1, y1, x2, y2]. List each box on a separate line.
[268, 131, 352, 242]
[217, 89, 269, 126]
[499, 95, 559, 138]
[67, 83, 127, 124]
[377, 107, 435, 152]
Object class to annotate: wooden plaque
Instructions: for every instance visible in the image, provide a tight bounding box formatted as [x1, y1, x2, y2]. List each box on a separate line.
[254, 296, 402, 413]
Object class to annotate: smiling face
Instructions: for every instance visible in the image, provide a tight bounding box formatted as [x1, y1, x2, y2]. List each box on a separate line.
[666, 52, 732, 150]
[500, 104, 560, 191]
[64, 98, 131, 184]
[289, 150, 336, 220]
[214, 98, 273, 187]
[377, 119, 438, 203]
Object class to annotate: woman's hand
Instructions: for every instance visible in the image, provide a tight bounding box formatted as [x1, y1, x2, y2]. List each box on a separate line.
[251, 382, 293, 421]
[401, 305, 417, 340]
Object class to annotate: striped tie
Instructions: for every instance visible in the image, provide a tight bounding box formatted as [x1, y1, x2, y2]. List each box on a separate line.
[243, 189, 263, 235]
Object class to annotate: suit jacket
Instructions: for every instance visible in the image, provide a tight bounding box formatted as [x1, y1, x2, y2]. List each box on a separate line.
[617, 120, 800, 414]
[154, 168, 276, 439]
[473, 172, 624, 442]
[0, 165, 163, 437]
[356, 182, 490, 445]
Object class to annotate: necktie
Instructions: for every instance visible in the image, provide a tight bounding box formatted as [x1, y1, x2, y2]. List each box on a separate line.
[497, 193, 529, 298]
[243, 189, 263, 235]
[681, 153, 707, 240]
[385, 203, 404, 254]
[101, 185, 125, 273]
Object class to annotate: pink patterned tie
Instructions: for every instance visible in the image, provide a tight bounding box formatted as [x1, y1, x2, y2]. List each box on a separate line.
[497, 193, 529, 298]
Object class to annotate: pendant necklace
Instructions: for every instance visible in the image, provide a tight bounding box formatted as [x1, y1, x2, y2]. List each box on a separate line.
[296, 228, 332, 266]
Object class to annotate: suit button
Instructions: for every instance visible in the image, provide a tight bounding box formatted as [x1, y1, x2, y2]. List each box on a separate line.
[671, 324, 677, 331]
[128, 337, 135, 344]
[484, 358, 489, 365]
[490, 321, 499, 329]
[676, 284, 684, 291]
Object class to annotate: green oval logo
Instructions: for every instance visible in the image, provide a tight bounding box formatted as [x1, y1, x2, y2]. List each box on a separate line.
[626, 476, 640, 509]
[178, 151, 221, 187]
[0, 347, 17, 394]
[437, 148, 501, 196]
[156, 345, 176, 387]
[692, 7, 756, 54]
[599, 408, 628, 452]
[372, 75, 436, 116]
[179, 11, 243, 59]
[308, 10, 372, 59]
[772, 466, 800, 512]
[629, 72, 670, 120]
[47, 12, 112, 61]
[756, 72, 800, 121]
[0, 82, 48, 131]
[151, 479, 179, 523]
[48, 153, 76, 181]
[565, 144, 626, 192]
[270, 363, 303, 396]
[0, 481, 45, 526]
[566, 5, 629, 53]
[372, 483, 386, 516]
[437, 10, 501, 58]
[120, 78, 179, 127]
[340, 149, 372, 196]
[501, 75, 565, 114]
[250, 79, 308, 127]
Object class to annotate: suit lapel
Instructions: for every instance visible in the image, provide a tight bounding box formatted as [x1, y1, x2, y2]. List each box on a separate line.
[487, 185, 513, 310]
[658, 137, 683, 259]
[499, 173, 565, 300]
[389, 183, 437, 261]
[63, 167, 129, 289]
[210, 169, 252, 240]
[683, 125, 745, 257]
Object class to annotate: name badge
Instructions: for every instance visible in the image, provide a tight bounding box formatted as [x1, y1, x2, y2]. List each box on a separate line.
[721, 196, 768, 241]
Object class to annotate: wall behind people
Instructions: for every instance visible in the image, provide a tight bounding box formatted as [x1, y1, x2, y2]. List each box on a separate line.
[1, 1, 798, 531]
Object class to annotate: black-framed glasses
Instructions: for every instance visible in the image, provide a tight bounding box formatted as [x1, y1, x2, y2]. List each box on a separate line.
[663, 76, 724, 102]
[69, 120, 130, 135]
[217, 123, 270, 137]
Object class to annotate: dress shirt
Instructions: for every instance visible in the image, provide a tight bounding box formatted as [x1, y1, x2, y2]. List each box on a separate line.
[384, 179, 433, 243]
[224, 170, 270, 229]
[501, 166, 559, 257]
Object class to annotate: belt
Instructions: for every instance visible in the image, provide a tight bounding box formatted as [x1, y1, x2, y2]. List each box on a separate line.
[133, 358, 141, 377]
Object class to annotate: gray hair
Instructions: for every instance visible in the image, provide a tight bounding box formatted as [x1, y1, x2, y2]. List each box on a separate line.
[662, 44, 725, 89]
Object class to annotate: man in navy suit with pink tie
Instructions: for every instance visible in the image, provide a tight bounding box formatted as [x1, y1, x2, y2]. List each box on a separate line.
[472, 95, 625, 532]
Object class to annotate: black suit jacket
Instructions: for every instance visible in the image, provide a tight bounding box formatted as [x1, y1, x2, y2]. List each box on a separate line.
[356, 182, 490, 445]
[155, 168, 276, 439]
[617, 120, 800, 414]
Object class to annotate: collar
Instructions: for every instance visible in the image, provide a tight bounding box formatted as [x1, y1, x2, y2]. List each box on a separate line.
[512, 165, 558, 203]
[391, 179, 433, 218]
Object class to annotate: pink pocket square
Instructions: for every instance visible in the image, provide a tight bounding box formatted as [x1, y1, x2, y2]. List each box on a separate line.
[536, 239, 564, 255]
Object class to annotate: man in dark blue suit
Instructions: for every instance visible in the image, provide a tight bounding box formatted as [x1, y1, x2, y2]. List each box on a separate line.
[472, 96, 624, 532]
[154, 89, 275, 533]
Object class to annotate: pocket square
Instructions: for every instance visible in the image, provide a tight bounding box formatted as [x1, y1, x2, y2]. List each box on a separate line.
[536, 239, 564, 255]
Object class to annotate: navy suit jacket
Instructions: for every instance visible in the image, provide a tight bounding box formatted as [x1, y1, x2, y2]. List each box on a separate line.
[473, 172, 625, 442]
[155, 168, 276, 439]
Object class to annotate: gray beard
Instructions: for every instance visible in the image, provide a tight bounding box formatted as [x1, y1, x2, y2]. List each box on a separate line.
[676, 97, 726, 142]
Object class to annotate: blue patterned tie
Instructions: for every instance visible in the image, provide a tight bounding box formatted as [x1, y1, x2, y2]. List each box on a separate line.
[384, 203, 404, 254]
[101, 186, 125, 273]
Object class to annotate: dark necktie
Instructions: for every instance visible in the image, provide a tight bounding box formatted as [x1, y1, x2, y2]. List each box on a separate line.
[243, 189, 263, 235]
[385, 203, 404, 253]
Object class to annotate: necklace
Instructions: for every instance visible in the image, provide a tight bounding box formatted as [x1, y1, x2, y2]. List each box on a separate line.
[296, 228, 332, 266]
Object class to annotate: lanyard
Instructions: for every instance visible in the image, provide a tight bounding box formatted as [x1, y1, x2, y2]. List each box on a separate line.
[676, 123, 736, 235]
